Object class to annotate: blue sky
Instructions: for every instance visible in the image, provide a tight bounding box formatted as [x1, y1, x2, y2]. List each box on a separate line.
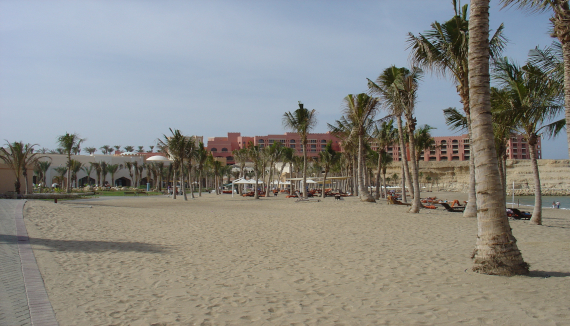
[1, 0, 565, 158]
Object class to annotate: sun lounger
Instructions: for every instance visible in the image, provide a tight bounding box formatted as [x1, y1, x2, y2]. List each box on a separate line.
[440, 203, 465, 212]
[509, 208, 531, 220]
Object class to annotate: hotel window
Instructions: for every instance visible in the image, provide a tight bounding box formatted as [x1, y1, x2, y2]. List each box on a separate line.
[269, 139, 274, 144]
[321, 139, 327, 143]
[290, 144, 296, 148]
[258, 139, 264, 143]
[221, 148, 228, 152]
[463, 139, 470, 144]
[289, 139, 296, 143]
[210, 148, 217, 152]
[311, 144, 317, 148]
[310, 139, 317, 143]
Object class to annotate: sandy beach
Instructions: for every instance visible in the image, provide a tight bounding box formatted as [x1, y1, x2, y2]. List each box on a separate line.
[23, 193, 570, 325]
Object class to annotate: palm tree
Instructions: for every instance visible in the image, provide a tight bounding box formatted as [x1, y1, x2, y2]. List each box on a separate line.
[106, 164, 121, 187]
[36, 160, 52, 187]
[468, 0, 528, 276]
[380, 151, 394, 198]
[283, 102, 317, 199]
[183, 136, 197, 199]
[318, 141, 340, 198]
[328, 116, 359, 196]
[414, 125, 437, 165]
[81, 164, 94, 186]
[100, 161, 108, 187]
[85, 147, 96, 155]
[195, 142, 208, 197]
[57, 132, 84, 192]
[69, 159, 83, 189]
[149, 145, 155, 153]
[246, 142, 263, 199]
[90, 162, 102, 187]
[368, 67, 412, 203]
[53, 166, 67, 189]
[278, 147, 296, 193]
[0, 141, 43, 194]
[407, 0, 507, 216]
[100, 145, 112, 155]
[264, 142, 284, 197]
[232, 148, 249, 195]
[370, 66, 423, 212]
[373, 119, 398, 199]
[157, 129, 187, 199]
[342, 93, 379, 202]
[137, 146, 145, 153]
[493, 57, 565, 225]
[500, 0, 570, 160]
[124, 145, 135, 153]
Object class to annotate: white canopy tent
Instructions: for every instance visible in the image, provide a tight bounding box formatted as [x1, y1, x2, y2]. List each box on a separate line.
[146, 155, 172, 163]
[231, 178, 264, 197]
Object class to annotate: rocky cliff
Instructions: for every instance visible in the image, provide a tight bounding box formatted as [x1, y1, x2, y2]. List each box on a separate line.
[382, 159, 570, 195]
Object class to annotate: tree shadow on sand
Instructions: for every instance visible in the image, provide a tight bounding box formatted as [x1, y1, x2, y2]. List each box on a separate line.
[528, 270, 570, 278]
[0, 234, 172, 253]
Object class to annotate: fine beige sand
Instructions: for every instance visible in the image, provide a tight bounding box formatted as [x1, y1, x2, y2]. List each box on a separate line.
[23, 193, 570, 326]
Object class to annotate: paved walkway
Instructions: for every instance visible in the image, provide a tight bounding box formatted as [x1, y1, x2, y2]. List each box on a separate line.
[0, 200, 58, 326]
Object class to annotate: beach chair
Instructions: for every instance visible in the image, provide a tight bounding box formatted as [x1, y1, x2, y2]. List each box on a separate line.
[510, 208, 532, 220]
[440, 203, 465, 212]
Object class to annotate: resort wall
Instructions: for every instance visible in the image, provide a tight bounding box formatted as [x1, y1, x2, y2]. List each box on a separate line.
[0, 163, 34, 194]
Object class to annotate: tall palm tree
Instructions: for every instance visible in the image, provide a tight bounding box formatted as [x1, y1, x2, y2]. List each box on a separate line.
[195, 142, 208, 197]
[106, 164, 121, 187]
[246, 142, 263, 199]
[232, 148, 248, 195]
[414, 125, 437, 165]
[69, 159, 83, 189]
[137, 146, 145, 153]
[114, 145, 121, 153]
[157, 129, 187, 199]
[318, 141, 340, 198]
[372, 119, 398, 199]
[278, 147, 296, 193]
[0, 141, 43, 194]
[124, 145, 135, 153]
[493, 57, 565, 225]
[368, 67, 413, 203]
[90, 162, 101, 187]
[264, 142, 284, 197]
[100, 161, 108, 187]
[501, 0, 570, 159]
[468, 0, 528, 276]
[57, 132, 84, 192]
[149, 145, 155, 153]
[328, 116, 359, 196]
[183, 136, 197, 199]
[283, 102, 317, 199]
[407, 0, 507, 216]
[342, 93, 379, 202]
[380, 151, 394, 199]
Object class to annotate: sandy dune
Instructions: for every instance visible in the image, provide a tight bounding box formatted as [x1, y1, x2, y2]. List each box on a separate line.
[23, 194, 570, 325]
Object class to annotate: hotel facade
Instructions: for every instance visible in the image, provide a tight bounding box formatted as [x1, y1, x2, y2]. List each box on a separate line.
[206, 132, 541, 165]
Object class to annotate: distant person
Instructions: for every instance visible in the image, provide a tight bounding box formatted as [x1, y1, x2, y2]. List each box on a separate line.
[553, 201, 556, 208]
[556, 201, 561, 209]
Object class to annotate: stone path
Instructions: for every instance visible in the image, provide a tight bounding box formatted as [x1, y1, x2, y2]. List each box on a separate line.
[0, 200, 58, 326]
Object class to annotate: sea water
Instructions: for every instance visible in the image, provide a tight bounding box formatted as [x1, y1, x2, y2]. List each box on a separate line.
[507, 196, 570, 210]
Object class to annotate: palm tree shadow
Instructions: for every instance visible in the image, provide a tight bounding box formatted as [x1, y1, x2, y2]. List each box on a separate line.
[528, 270, 570, 278]
[0, 234, 171, 253]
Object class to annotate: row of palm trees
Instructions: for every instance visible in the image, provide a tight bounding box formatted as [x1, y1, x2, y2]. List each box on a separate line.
[36, 144, 158, 155]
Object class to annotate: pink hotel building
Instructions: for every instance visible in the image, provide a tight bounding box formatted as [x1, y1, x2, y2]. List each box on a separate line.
[206, 132, 540, 165]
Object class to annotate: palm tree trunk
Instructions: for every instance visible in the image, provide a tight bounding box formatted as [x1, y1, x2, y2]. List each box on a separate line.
[375, 159, 381, 200]
[172, 169, 177, 199]
[469, 0, 528, 275]
[407, 129, 421, 213]
[302, 145, 308, 199]
[464, 120, 477, 217]
[181, 164, 187, 201]
[198, 170, 203, 197]
[358, 135, 374, 202]
[528, 139, 542, 225]
[563, 41, 570, 160]
[396, 116, 410, 202]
